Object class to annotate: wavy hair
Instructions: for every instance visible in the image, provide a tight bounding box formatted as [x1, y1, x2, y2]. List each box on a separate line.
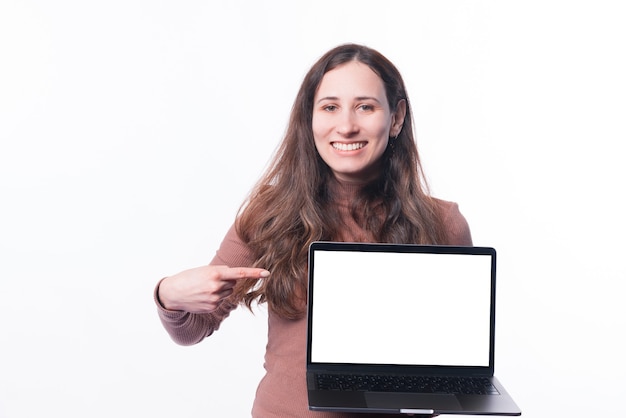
[232, 44, 447, 319]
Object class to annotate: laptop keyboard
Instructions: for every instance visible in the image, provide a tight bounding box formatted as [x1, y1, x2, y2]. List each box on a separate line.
[315, 374, 499, 395]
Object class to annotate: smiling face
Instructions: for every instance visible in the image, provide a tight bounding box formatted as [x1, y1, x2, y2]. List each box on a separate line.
[312, 61, 406, 183]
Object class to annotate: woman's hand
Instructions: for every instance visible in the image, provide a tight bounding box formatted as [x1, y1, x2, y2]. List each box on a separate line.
[157, 265, 270, 313]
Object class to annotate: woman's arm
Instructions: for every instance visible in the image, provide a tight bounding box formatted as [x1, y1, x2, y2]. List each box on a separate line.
[155, 281, 239, 346]
[437, 199, 473, 246]
[154, 224, 264, 346]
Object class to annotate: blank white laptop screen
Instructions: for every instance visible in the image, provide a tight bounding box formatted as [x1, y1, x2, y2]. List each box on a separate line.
[310, 250, 492, 367]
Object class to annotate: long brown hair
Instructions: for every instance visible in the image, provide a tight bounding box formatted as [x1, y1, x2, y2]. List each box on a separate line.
[233, 44, 447, 319]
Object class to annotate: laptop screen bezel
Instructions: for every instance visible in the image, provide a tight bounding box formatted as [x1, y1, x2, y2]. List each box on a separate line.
[306, 241, 497, 377]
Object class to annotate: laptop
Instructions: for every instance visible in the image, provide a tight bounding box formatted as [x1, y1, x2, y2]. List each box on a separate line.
[306, 241, 521, 416]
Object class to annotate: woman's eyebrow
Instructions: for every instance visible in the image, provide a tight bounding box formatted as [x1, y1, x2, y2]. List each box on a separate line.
[315, 96, 339, 104]
[355, 96, 382, 103]
[315, 96, 382, 104]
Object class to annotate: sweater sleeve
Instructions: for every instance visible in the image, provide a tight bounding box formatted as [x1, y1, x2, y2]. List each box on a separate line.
[154, 223, 257, 346]
[437, 199, 473, 246]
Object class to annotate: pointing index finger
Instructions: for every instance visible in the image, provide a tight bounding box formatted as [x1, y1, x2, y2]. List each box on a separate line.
[224, 267, 270, 281]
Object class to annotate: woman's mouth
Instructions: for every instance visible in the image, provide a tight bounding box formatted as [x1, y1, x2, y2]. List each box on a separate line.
[332, 142, 366, 151]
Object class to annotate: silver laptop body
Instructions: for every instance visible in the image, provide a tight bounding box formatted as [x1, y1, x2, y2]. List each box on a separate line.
[306, 241, 521, 416]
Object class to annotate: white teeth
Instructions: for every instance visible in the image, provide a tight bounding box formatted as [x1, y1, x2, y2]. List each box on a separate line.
[332, 142, 365, 151]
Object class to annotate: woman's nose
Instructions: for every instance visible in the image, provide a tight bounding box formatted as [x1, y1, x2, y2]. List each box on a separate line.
[336, 110, 359, 136]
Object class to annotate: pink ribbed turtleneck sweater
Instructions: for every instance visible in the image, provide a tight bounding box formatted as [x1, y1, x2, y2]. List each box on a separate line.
[155, 182, 472, 417]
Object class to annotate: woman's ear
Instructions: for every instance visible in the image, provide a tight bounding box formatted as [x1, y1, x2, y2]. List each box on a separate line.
[391, 99, 407, 137]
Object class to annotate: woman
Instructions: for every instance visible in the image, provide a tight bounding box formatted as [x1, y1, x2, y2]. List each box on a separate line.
[155, 43, 472, 417]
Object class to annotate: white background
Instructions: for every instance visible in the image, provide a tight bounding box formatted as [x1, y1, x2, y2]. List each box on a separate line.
[1, 1, 624, 417]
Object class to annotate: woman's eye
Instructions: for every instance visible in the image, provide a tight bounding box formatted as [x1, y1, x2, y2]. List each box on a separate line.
[323, 105, 337, 112]
[358, 104, 374, 111]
